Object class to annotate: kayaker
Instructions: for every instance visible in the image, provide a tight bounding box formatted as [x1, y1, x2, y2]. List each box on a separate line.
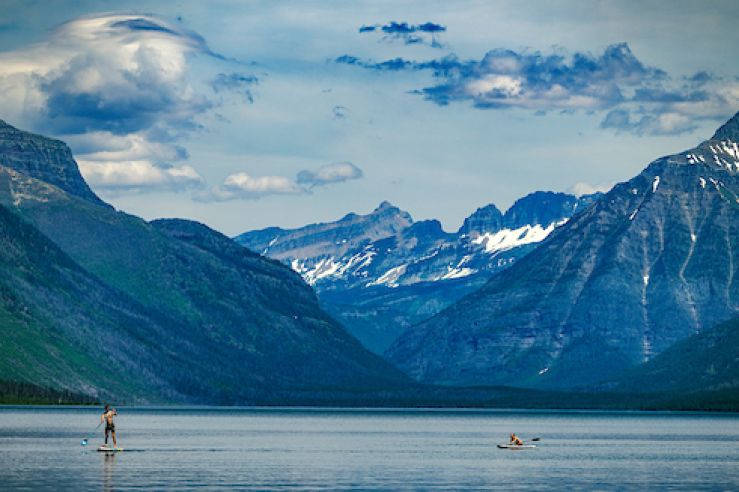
[101, 404, 118, 447]
[509, 433, 523, 446]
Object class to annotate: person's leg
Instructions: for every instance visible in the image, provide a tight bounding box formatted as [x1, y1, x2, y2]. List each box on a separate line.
[111, 430, 117, 447]
[104, 428, 109, 444]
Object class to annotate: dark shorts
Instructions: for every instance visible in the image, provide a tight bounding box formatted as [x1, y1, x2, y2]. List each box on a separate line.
[105, 424, 115, 432]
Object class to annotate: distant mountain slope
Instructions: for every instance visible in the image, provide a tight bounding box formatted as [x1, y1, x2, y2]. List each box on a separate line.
[387, 112, 739, 389]
[611, 315, 739, 394]
[0, 121, 409, 403]
[236, 192, 598, 353]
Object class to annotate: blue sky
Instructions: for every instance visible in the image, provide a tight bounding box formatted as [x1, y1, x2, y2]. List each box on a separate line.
[0, 0, 737, 235]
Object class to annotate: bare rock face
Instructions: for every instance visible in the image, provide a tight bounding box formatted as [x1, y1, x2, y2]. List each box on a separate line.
[386, 112, 739, 389]
[0, 120, 105, 206]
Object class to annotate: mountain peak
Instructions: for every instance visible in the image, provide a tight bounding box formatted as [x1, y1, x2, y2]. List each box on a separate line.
[711, 111, 739, 141]
[502, 191, 578, 229]
[458, 203, 503, 236]
[375, 200, 396, 211]
[0, 119, 106, 206]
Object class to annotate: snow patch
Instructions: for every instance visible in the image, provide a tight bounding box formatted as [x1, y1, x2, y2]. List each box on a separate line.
[642, 336, 653, 361]
[262, 237, 279, 255]
[710, 141, 739, 172]
[652, 176, 660, 193]
[472, 220, 565, 254]
[367, 264, 407, 288]
[291, 251, 376, 286]
[699, 177, 706, 189]
[301, 257, 341, 285]
[440, 266, 476, 280]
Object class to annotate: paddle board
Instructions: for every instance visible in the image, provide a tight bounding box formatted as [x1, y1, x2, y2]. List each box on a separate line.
[97, 445, 123, 452]
[497, 444, 536, 449]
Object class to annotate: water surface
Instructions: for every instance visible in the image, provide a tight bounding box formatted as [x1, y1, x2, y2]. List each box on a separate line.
[1, 406, 738, 490]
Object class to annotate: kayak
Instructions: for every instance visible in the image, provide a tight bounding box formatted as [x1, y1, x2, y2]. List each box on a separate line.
[97, 445, 124, 452]
[497, 444, 537, 449]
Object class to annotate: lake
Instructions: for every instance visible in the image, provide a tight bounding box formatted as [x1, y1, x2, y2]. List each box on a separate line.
[1, 406, 738, 490]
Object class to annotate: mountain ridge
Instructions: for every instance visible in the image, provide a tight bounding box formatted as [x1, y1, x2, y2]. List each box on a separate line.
[386, 111, 739, 388]
[236, 191, 600, 353]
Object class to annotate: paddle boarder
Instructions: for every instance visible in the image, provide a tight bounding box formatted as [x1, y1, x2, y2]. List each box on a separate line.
[101, 404, 118, 447]
[509, 433, 523, 446]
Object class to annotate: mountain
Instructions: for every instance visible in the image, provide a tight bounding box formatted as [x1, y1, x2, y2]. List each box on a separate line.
[236, 192, 598, 353]
[240, 200, 413, 264]
[0, 120, 410, 403]
[387, 112, 739, 389]
[611, 315, 739, 395]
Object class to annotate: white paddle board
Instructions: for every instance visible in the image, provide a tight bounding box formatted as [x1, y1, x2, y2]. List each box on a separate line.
[497, 444, 537, 449]
[97, 445, 123, 452]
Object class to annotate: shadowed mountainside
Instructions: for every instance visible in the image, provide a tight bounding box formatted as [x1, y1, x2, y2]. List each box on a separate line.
[0, 120, 410, 403]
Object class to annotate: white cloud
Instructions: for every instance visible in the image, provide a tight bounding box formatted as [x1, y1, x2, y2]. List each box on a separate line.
[78, 160, 204, 191]
[199, 172, 305, 201]
[0, 14, 213, 134]
[296, 161, 364, 187]
[201, 161, 364, 201]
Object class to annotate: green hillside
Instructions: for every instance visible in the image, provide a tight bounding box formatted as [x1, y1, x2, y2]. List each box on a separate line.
[0, 121, 410, 403]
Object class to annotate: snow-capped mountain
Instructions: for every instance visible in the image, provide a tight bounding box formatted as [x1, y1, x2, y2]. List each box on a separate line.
[235, 191, 599, 353]
[386, 112, 739, 390]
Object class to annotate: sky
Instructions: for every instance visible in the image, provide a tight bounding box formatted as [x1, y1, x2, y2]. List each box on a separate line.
[0, 0, 737, 235]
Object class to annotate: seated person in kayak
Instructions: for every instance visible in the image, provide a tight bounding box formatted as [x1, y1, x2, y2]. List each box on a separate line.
[509, 433, 524, 446]
[101, 404, 118, 447]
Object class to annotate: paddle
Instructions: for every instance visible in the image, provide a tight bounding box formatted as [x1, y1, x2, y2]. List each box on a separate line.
[81, 421, 102, 446]
[530, 437, 541, 442]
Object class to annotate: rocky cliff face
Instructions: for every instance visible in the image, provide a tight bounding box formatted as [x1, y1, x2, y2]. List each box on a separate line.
[0, 120, 105, 206]
[236, 191, 598, 353]
[386, 112, 739, 389]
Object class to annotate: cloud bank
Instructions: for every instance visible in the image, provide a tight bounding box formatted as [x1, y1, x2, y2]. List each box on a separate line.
[336, 43, 739, 136]
[201, 162, 364, 202]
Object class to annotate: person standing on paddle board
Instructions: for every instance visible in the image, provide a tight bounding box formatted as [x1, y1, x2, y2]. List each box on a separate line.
[101, 404, 118, 447]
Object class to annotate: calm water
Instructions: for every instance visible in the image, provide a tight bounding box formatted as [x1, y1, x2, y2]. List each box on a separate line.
[1, 406, 738, 490]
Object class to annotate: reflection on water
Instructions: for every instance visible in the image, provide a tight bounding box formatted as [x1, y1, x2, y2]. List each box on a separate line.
[102, 452, 116, 492]
[0, 406, 738, 490]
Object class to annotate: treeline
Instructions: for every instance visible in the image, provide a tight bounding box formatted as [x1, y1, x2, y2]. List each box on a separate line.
[241, 385, 739, 412]
[0, 380, 97, 405]
[1, 378, 736, 411]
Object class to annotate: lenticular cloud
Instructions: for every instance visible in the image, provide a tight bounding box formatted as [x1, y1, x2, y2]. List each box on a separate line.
[0, 14, 223, 192]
